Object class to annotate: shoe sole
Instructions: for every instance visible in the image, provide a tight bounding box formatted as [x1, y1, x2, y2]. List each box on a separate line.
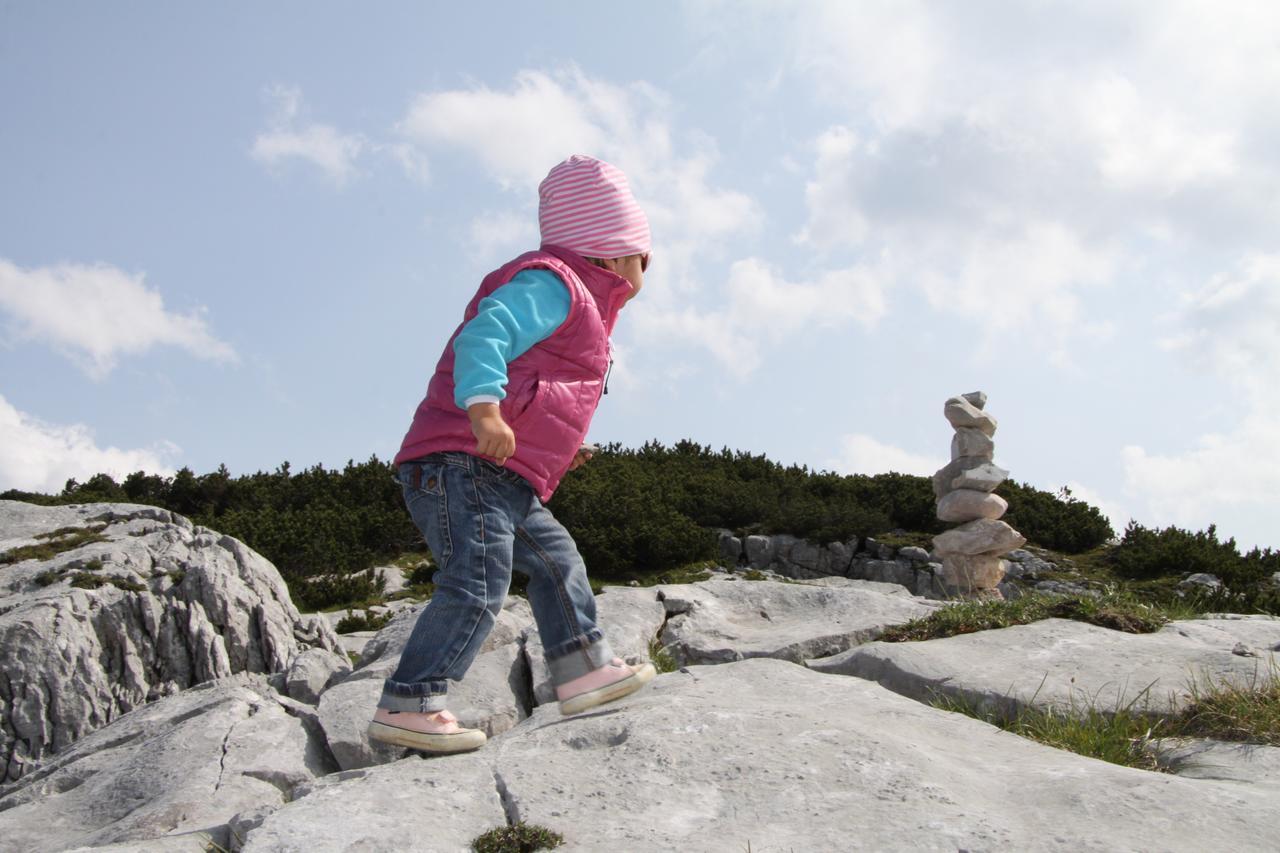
[366, 721, 487, 754]
[559, 662, 657, 716]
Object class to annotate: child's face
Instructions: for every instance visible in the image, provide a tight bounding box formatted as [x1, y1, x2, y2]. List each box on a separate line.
[606, 254, 646, 303]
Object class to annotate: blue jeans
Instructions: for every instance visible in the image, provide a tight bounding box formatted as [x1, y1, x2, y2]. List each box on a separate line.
[379, 452, 616, 713]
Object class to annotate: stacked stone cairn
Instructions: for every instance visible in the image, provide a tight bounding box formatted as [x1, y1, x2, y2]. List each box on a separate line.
[931, 392, 1026, 599]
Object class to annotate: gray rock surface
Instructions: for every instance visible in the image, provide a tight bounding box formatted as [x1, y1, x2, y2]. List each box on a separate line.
[944, 395, 998, 435]
[897, 545, 931, 562]
[0, 675, 332, 852]
[317, 603, 534, 770]
[808, 616, 1280, 718]
[523, 585, 666, 706]
[241, 751, 507, 852]
[933, 518, 1026, 557]
[744, 534, 774, 569]
[1147, 737, 1280, 787]
[951, 461, 1009, 492]
[657, 576, 936, 666]
[0, 500, 339, 782]
[936, 488, 1009, 522]
[951, 427, 995, 460]
[1179, 572, 1224, 591]
[285, 648, 353, 705]
[931, 455, 992, 500]
[246, 659, 1280, 851]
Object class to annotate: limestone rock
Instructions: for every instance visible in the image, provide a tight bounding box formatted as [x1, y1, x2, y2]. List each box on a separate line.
[897, 545, 931, 563]
[523, 585, 666, 706]
[936, 488, 1009, 522]
[951, 427, 995, 461]
[717, 530, 742, 562]
[285, 648, 353, 705]
[950, 461, 1009, 492]
[1147, 738, 1280, 788]
[931, 455, 992, 500]
[962, 390, 987, 409]
[241, 755, 506, 852]
[937, 554, 1008, 594]
[944, 396, 998, 436]
[246, 658, 1280, 852]
[932, 518, 1026, 557]
[744, 534, 774, 569]
[0, 500, 340, 783]
[808, 616, 1280, 719]
[656, 577, 936, 666]
[0, 676, 331, 852]
[1179, 573, 1224, 592]
[316, 603, 534, 770]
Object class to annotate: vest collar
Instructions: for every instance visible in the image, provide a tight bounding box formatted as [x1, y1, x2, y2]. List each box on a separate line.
[539, 244, 633, 335]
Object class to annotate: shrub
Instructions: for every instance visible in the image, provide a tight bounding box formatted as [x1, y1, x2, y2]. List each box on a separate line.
[471, 822, 563, 853]
[1111, 521, 1278, 591]
[1000, 482, 1114, 553]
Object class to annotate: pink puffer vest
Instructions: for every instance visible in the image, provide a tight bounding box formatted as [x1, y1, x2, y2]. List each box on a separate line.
[394, 245, 632, 502]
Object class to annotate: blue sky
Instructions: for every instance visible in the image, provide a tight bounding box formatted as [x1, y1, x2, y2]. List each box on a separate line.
[2, 1, 1278, 550]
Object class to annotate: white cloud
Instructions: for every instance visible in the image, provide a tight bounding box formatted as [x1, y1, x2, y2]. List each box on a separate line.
[630, 256, 887, 379]
[467, 210, 538, 262]
[396, 68, 761, 294]
[0, 394, 178, 493]
[0, 258, 237, 379]
[824, 434, 940, 477]
[1122, 255, 1280, 547]
[1159, 254, 1280, 406]
[252, 85, 368, 185]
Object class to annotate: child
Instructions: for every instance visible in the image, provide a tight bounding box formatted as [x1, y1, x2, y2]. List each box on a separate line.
[367, 154, 657, 754]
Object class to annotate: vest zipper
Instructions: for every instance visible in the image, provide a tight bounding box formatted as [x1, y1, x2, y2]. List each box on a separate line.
[603, 358, 614, 395]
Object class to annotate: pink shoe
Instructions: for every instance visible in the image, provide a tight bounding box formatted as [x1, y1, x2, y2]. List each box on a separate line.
[556, 657, 657, 716]
[367, 707, 487, 754]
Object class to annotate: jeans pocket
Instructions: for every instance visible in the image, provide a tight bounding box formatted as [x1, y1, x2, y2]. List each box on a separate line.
[401, 463, 452, 562]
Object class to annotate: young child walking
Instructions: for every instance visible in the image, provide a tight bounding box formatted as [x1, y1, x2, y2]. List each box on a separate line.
[368, 154, 657, 754]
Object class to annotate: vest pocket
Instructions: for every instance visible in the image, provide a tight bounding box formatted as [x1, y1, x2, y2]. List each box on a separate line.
[510, 376, 547, 425]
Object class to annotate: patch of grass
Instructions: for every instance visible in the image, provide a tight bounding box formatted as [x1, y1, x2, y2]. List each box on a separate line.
[741, 569, 768, 581]
[34, 569, 64, 586]
[335, 610, 392, 634]
[934, 690, 1164, 770]
[0, 525, 108, 565]
[68, 572, 146, 592]
[83, 558, 104, 572]
[876, 532, 935, 551]
[1179, 665, 1280, 746]
[880, 588, 1172, 643]
[625, 560, 720, 588]
[167, 568, 186, 585]
[471, 821, 563, 853]
[648, 637, 679, 674]
[936, 665, 1280, 769]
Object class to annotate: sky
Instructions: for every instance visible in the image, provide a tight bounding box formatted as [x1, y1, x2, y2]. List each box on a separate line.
[1, 1, 1278, 550]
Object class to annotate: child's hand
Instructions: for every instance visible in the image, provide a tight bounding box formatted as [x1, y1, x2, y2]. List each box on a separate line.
[467, 403, 516, 464]
[568, 445, 595, 471]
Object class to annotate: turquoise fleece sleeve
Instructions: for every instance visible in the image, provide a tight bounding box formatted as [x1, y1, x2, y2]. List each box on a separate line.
[452, 268, 571, 409]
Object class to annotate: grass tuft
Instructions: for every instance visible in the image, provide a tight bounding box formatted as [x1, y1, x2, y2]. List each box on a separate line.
[471, 821, 564, 853]
[936, 664, 1280, 769]
[648, 637, 679, 674]
[335, 610, 392, 634]
[880, 588, 1172, 643]
[0, 525, 108, 565]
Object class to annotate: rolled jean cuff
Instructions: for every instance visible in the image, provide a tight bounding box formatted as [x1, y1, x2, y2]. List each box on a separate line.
[378, 678, 449, 713]
[545, 630, 615, 685]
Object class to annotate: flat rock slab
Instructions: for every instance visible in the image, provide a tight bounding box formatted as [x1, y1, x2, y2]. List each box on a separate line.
[657, 577, 937, 666]
[808, 616, 1280, 718]
[242, 758, 506, 853]
[0, 676, 329, 852]
[523, 584, 667, 706]
[195, 658, 1280, 852]
[317, 604, 534, 771]
[1147, 738, 1280, 788]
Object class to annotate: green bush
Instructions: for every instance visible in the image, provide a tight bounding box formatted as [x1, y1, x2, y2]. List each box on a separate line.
[1000, 482, 1114, 553]
[1111, 521, 1278, 591]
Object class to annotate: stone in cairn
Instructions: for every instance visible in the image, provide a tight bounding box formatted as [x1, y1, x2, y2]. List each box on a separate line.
[931, 392, 1025, 599]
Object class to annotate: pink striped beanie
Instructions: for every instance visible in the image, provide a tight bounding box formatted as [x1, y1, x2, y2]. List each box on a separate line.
[538, 155, 651, 258]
